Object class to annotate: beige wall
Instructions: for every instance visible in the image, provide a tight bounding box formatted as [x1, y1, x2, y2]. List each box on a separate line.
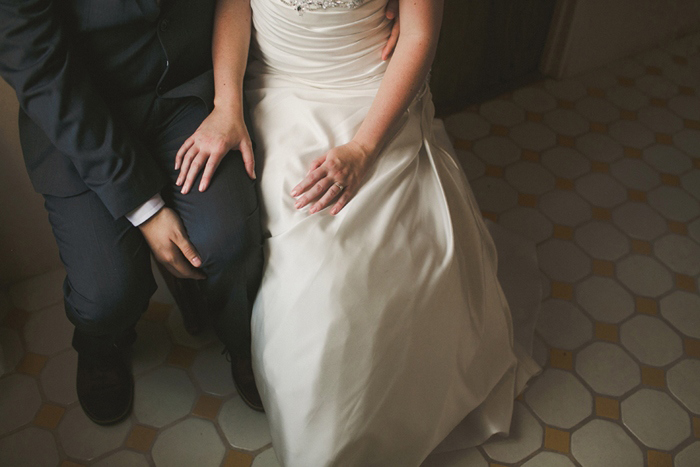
[543, 0, 700, 78]
[0, 79, 62, 285]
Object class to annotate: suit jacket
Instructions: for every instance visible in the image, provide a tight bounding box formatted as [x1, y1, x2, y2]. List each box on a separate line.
[0, 0, 217, 219]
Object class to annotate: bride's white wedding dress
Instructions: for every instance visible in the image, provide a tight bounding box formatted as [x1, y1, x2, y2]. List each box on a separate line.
[245, 0, 541, 465]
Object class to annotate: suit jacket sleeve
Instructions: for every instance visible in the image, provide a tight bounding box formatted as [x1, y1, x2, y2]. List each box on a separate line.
[0, 0, 167, 219]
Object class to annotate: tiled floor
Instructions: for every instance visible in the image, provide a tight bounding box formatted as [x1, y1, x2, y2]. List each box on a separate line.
[1, 32, 700, 467]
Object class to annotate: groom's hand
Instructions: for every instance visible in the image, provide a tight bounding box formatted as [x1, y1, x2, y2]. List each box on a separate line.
[139, 207, 207, 280]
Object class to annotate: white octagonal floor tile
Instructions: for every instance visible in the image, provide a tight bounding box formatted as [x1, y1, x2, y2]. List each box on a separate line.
[682, 170, 700, 201]
[609, 120, 655, 148]
[455, 150, 485, 181]
[648, 185, 700, 222]
[253, 448, 281, 467]
[23, 303, 73, 356]
[575, 173, 627, 209]
[0, 374, 42, 436]
[482, 403, 542, 464]
[609, 158, 660, 191]
[0, 327, 24, 374]
[669, 94, 700, 121]
[444, 112, 491, 141]
[667, 359, 700, 414]
[422, 447, 488, 467]
[617, 255, 674, 297]
[620, 315, 683, 367]
[58, 406, 132, 462]
[0, 427, 59, 467]
[499, 207, 553, 244]
[537, 239, 591, 283]
[525, 369, 592, 429]
[536, 299, 592, 350]
[151, 418, 226, 467]
[654, 234, 700, 276]
[93, 450, 149, 467]
[571, 419, 643, 467]
[676, 442, 700, 467]
[479, 99, 525, 126]
[134, 367, 196, 428]
[8, 268, 65, 312]
[575, 221, 630, 260]
[575, 342, 640, 397]
[544, 78, 587, 101]
[612, 202, 668, 241]
[544, 108, 589, 136]
[218, 396, 272, 451]
[508, 121, 557, 151]
[636, 74, 678, 99]
[40, 349, 78, 406]
[472, 136, 521, 166]
[660, 291, 700, 338]
[576, 276, 634, 323]
[576, 133, 625, 163]
[607, 86, 649, 112]
[674, 128, 700, 158]
[539, 191, 592, 227]
[132, 320, 171, 376]
[606, 57, 646, 78]
[541, 147, 591, 179]
[621, 388, 690, 451]
[470, 177, 518, 213]
[643, 145, 693, 175]
[690, 218, 700, 244]
[638, 106, 684, 134]
[522, 451, 576, 467]
[575, 96, 620, 123]
[512, 86, 558, 113]
[505, 161, 556, 194]
[192, 344, 236, 396]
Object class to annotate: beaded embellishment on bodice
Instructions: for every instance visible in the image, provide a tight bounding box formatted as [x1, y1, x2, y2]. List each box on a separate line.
[279, 0, 366, 15]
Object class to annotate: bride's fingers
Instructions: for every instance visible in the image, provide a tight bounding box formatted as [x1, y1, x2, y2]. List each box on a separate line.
[176, 145, 200, 186]
[175, 138, 195, 170]
[198, 154, 223, 192]
[330, 189, 354, 215]
[309, 181, 345, 214]
[181, 153, 208, 194]
[306, 155, 326, 175]
[291, 166, 325, 197]
[294, 177, 333, 209]
[241, 139, 256, 180]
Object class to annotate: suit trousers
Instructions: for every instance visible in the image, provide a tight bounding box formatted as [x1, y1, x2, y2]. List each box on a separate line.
[43, 94, 263, 358]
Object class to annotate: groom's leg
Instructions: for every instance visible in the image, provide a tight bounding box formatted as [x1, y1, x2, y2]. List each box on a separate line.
[44, 190, 155, 424]
[151, 96, 263, 358]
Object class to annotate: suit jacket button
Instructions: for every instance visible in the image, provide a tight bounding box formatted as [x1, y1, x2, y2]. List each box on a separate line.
[160, 19, 170, 31]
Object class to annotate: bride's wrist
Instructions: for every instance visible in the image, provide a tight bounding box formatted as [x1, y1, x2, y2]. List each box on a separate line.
[351, 138, 379, 162]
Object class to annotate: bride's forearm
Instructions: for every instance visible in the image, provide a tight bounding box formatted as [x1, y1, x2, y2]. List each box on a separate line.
[353, 0, 444, 160]
[211, 0, 251, 116]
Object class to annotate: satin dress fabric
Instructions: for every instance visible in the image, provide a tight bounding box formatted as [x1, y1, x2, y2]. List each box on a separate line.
[244, 0, 541, 465]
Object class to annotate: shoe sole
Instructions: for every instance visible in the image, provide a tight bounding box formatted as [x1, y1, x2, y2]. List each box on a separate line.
[79, 386, 134, 426]
[232, 379, 265, 412]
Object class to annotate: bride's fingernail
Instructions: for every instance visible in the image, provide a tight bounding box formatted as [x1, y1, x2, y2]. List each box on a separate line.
[291, 189, 298, 197]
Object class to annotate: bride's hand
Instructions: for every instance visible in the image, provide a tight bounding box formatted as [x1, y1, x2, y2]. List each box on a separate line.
[175, 107, 255, 194]
[291, 141, 375, 216]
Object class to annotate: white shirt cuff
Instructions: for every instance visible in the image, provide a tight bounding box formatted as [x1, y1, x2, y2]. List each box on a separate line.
[125, 194, 165, 226]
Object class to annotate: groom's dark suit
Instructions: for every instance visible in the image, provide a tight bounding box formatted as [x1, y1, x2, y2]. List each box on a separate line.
[0, 0, 262, 359]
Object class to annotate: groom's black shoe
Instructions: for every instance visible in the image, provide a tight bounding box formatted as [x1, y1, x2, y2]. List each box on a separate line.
[76, 346, 134, 425]
[230, 353, 264, 412]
